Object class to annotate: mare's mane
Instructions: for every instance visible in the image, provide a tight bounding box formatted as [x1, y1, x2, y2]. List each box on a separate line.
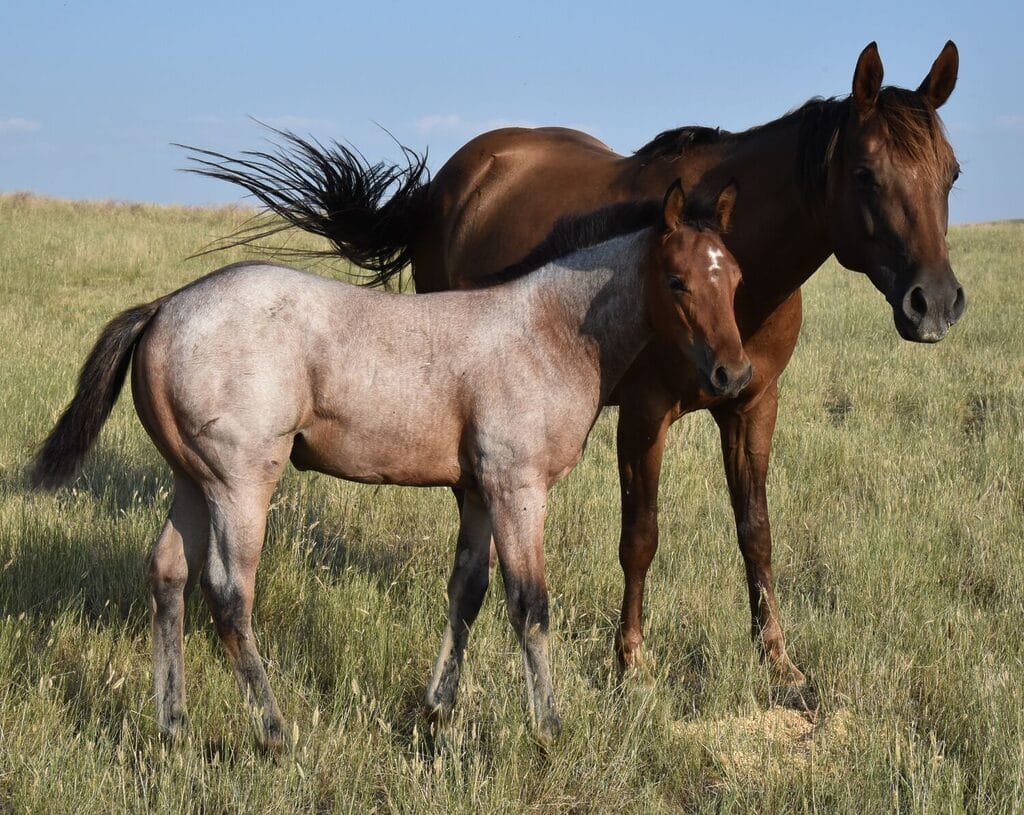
[634, 87, 955, 202]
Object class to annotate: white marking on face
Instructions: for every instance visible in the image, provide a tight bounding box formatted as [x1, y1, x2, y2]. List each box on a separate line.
[707, 247, 724, 283]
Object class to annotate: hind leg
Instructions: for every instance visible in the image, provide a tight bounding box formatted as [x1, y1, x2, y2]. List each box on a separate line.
[488, 483, 561, 746]
[425, 490, 492, 719]
[149, 475, 209, 740]
[202, 468, 286, 750]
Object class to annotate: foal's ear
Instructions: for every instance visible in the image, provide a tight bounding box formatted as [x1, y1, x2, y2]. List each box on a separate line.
[917, 40, 958, 109]
[852, 41, 884, 117]
[715, 179, 739, 234]
[662, 179, 685, 231]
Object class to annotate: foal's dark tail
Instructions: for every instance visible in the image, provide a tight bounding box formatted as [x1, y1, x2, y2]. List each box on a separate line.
[179, 127, 430, 287]
[30, 299, 164, 490]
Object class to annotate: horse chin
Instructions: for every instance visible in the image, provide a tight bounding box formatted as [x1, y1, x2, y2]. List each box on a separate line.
[892, 307, 948, 344]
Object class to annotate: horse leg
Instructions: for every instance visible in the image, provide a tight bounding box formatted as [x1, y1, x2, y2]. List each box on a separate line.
[201, 469, 286, 750]
[614, 394, 675, 674]
[425, 490, 493, 719]
[712, 385, 809, 696]
[149, 475, 209, 740]
[488, 483, 561, 746]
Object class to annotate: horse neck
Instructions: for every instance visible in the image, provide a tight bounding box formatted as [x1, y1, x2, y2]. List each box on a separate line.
[633, 113, 835, 319]
[522, 231, 652, 399]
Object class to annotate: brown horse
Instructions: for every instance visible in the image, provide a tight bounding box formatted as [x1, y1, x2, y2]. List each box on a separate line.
[33, 182, 747, 747]
[186, 42, 965, 701]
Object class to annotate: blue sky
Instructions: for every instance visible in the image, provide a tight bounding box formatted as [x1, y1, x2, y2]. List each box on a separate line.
[2, 1, 1021, 224]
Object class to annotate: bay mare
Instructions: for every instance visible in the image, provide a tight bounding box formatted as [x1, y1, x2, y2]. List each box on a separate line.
[32, 182, 747, 747]
[186, 42, 966, 701]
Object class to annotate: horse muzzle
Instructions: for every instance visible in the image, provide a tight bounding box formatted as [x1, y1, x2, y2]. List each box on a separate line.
[891, 269, 966, 344]
[704, 359, 754, 398]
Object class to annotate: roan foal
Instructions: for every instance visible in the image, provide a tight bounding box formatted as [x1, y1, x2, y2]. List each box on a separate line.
[32, 179, 749, 747]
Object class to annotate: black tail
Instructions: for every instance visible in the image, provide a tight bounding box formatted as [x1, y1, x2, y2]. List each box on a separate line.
[31, 300, 164, 490]
[179, 126, 430, 287]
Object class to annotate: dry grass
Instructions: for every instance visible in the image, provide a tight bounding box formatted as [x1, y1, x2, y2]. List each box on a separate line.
[1, 193, 1022, 813]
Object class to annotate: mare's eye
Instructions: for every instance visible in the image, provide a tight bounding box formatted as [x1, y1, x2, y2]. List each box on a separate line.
[951, 165, 962, 186]
[854, 166, 878, 190]
[666, 275, 688, 294]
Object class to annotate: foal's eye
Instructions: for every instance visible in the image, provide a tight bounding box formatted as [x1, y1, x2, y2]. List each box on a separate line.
[666, 275, 688, 294]
[854, 166, 878, 190]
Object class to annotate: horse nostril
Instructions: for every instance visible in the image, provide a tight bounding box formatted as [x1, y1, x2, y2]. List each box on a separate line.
[951, 285, 966, 322]
[739, 361, 753, 388]
[712, 365, 730, 390]
[908, 286, 928, 320]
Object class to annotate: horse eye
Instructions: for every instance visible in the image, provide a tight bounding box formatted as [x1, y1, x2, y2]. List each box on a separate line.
[951, 165, 962, 185]
[854, 166, 878, 189]
[666, 275, 688, 294]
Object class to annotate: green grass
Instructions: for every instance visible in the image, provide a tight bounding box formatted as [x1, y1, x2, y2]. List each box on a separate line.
[1, 192, 1022, 813]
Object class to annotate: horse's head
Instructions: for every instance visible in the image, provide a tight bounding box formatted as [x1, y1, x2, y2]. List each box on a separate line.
[827, 41, 965, 343]
[646, 179, 751, 398]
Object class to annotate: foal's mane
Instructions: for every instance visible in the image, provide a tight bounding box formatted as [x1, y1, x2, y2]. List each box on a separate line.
[484, 200, 660, 286]
[481, 192, 723, 288]
[635, 87, 955, 201]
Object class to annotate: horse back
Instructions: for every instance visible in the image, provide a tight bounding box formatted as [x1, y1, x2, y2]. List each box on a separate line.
[417, 128, 652, 290]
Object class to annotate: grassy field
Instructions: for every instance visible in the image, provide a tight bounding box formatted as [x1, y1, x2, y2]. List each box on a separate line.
[0, 192, 1022, 813]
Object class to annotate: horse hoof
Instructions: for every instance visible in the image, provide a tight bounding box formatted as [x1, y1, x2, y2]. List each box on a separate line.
[262, 718, 286, 754]
[158, 710, 188, 744]
[533, 711, 563, 749]
[424, 694, 456, 726]
[770, 680, 819, 716]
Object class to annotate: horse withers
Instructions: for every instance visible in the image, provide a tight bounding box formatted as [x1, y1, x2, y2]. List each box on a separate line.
[32, 180, 747, 748]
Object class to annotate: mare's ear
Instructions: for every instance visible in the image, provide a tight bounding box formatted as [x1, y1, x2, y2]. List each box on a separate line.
[662, 179, 685, 231]
[852, 41, 884, 118]
[715, 179, 739, 233]
[917, 40, 958, 109]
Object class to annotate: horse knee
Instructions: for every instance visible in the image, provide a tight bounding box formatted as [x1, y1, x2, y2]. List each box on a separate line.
[149, 540, 188, 601]
[619, 511, 658, 567]
[505, 580, 550, 636]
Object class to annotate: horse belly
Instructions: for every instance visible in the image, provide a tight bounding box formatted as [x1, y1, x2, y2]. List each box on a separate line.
[291, 411, 463, 487]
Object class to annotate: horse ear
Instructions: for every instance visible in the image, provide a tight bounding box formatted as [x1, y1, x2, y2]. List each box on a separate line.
[852, 41, 884, 117]
[662, 179, 685, 231]
[917, 40, 958, 109]
[715, 179, 739, 233]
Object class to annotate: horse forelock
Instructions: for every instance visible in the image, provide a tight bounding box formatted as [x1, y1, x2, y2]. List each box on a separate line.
[874, 87, 956, 185]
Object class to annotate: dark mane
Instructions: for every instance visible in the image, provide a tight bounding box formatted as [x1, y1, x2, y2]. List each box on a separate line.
[797, 89, 955, 203]
[479, 192, 728, 288]
[636, 88, 955, 203]
[481, 199, 662, 286]
[634, 126, 728, 162]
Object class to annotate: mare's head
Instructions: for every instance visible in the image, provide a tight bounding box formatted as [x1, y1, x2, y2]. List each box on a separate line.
[825, 41, 965, 342]
[646, 180, 751, 398]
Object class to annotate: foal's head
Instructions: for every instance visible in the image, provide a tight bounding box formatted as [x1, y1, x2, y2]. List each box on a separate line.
[646, 180, 751, 398]
[826, 41, 965, 342]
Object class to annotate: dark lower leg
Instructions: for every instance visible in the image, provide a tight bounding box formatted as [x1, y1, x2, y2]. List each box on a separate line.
[489, 486, 561, 746]
[714, 393, 806, 689]
[426, 491, 492, 716]
[614, 401, 673, 672]
[149, 478, 208, 739]
[203, 495, 284, 749]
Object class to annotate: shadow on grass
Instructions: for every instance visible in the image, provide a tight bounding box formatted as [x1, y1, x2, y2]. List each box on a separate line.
[0, 444, 173, 626]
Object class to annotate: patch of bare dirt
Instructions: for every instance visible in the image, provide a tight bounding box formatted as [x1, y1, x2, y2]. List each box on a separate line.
[671, 707, 854, 779]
